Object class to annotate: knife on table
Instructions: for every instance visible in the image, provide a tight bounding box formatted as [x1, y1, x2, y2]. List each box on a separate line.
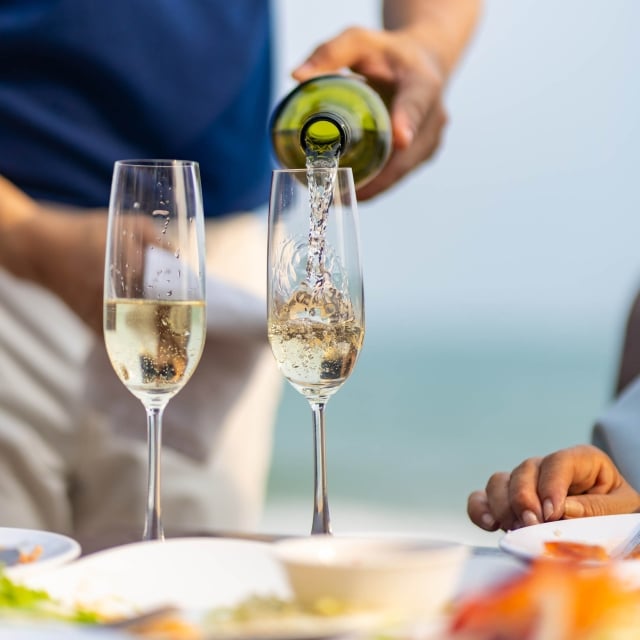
[612, 524, 640, 560]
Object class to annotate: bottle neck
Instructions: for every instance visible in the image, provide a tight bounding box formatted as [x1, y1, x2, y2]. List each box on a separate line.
[299, 112, 350, 157]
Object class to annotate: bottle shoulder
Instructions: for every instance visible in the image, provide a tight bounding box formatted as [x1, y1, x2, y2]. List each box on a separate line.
[271, 74, 390, 130]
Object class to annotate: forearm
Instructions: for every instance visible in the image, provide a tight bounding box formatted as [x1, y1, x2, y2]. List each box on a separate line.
[383, 0, 482, 77]
[0, 176, 41, 282]
[0, 176, 108, 332]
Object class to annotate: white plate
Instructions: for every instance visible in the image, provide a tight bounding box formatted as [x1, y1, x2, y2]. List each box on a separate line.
[19, 537, 387, 639]
[22, 537, 288, 613]
[499, 513, 640, 561]
[0, 623, 130, 639]
[0, 527, 80, 578]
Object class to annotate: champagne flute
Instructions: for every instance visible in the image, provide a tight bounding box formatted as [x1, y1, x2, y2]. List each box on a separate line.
[104, 159, 206, 541]
[267, 167, 365, 534]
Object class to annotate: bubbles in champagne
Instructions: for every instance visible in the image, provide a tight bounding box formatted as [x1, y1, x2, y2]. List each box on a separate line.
[104, 299, 206, 404]
[305, 160, 335, 290]
[273, 149, 356, 324]
[268, 319, 363, 399]
[268, 143, 364, 400]
[277, 280, 353, 324]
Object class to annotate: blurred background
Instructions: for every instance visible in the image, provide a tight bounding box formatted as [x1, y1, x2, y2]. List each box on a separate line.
[261, 0, 640, 546]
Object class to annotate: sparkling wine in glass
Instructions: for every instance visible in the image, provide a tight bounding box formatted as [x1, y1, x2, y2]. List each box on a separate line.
[104, 159, 206, 541]
[267, 167, 365, 534]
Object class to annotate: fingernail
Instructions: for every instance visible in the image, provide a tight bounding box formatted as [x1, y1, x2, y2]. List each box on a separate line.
[480, 512, 496, 530]
[564, 498, 585, 518]
[521, 510, 540, 527]
[543, 499, 555, 521]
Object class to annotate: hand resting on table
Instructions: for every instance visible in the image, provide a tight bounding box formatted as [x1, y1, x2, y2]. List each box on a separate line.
[467, 444, 640, 532]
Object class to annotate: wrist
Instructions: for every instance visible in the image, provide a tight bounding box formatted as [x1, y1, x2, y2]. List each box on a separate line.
[0, 176, 45, 282]
[0, 207, 41, 284]
[384, 0, 483, 79]
[396, 25, 453, 80]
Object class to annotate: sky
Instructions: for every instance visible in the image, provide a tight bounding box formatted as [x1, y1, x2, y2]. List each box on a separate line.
[273, 0, 640, 345]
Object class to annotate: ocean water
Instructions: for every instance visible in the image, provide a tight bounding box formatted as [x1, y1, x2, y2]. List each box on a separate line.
[262, 323, 619, 545]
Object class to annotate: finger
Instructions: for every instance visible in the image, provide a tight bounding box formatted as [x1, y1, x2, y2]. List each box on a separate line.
[563, 478, 640, 519]
[485, 472, 519, 531]
[467, 490, 498, 531]
[565, 444, 621, 494]
[507, 457, 544, 526]
[292, 28, 387, 82]
[536, 445, 620, 521]
[565, 494, 630, 519]
[536, 450, 583, 521]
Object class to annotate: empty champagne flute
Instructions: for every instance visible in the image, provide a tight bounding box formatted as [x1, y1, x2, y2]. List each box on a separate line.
[267, 167, 365, 534]
[104, 159, 207, 541]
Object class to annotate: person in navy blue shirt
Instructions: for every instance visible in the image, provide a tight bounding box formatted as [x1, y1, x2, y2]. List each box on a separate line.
[0, 0, 481, 548]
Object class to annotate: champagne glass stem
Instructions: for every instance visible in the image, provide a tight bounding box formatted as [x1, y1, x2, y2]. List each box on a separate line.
[143, 405, 165, 541]
[310, 400, 332, 535]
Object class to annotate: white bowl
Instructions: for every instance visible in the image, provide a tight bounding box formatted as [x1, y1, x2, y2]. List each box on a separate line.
[273, 535, 469, 618]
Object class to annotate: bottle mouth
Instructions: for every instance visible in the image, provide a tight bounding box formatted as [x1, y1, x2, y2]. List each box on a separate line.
[300, 112, 349, 156]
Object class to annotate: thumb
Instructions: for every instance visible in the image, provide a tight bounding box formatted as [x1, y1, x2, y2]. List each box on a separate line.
[564, 494, 631, 519]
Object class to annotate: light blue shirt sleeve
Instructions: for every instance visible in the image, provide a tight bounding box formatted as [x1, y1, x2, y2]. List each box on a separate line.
[592, 376, 640, 491]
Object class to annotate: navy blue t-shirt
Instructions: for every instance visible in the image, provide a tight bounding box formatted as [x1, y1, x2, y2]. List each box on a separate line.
[0, 0, 273, 217]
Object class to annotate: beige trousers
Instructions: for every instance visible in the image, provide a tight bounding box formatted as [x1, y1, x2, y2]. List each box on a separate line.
[0, 212, 282, 552]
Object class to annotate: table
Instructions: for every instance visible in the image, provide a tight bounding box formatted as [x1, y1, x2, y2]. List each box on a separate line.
[459, 545, 525, 595]
[6, 533, 529, 639]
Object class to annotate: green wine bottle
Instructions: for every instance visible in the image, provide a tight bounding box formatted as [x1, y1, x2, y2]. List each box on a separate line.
[270, 74, 392, 187]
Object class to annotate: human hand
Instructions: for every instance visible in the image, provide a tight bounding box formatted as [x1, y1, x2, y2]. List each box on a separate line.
[467, 445, 640, 532]
[0, 178, 108, 334]
[292, 26, 448, 200]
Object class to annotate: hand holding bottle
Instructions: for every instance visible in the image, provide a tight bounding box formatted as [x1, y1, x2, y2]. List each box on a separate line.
[292, 26, 448, 201]
[291, 0, 482, 200]
[270, 75, 392, 188]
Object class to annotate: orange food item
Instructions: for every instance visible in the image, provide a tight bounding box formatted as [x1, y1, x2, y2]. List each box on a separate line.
[543, 540, 609, 562]
[450, 559, 640, 639]
[18, 545, 43, 564]
[126, 616, 202, 639]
